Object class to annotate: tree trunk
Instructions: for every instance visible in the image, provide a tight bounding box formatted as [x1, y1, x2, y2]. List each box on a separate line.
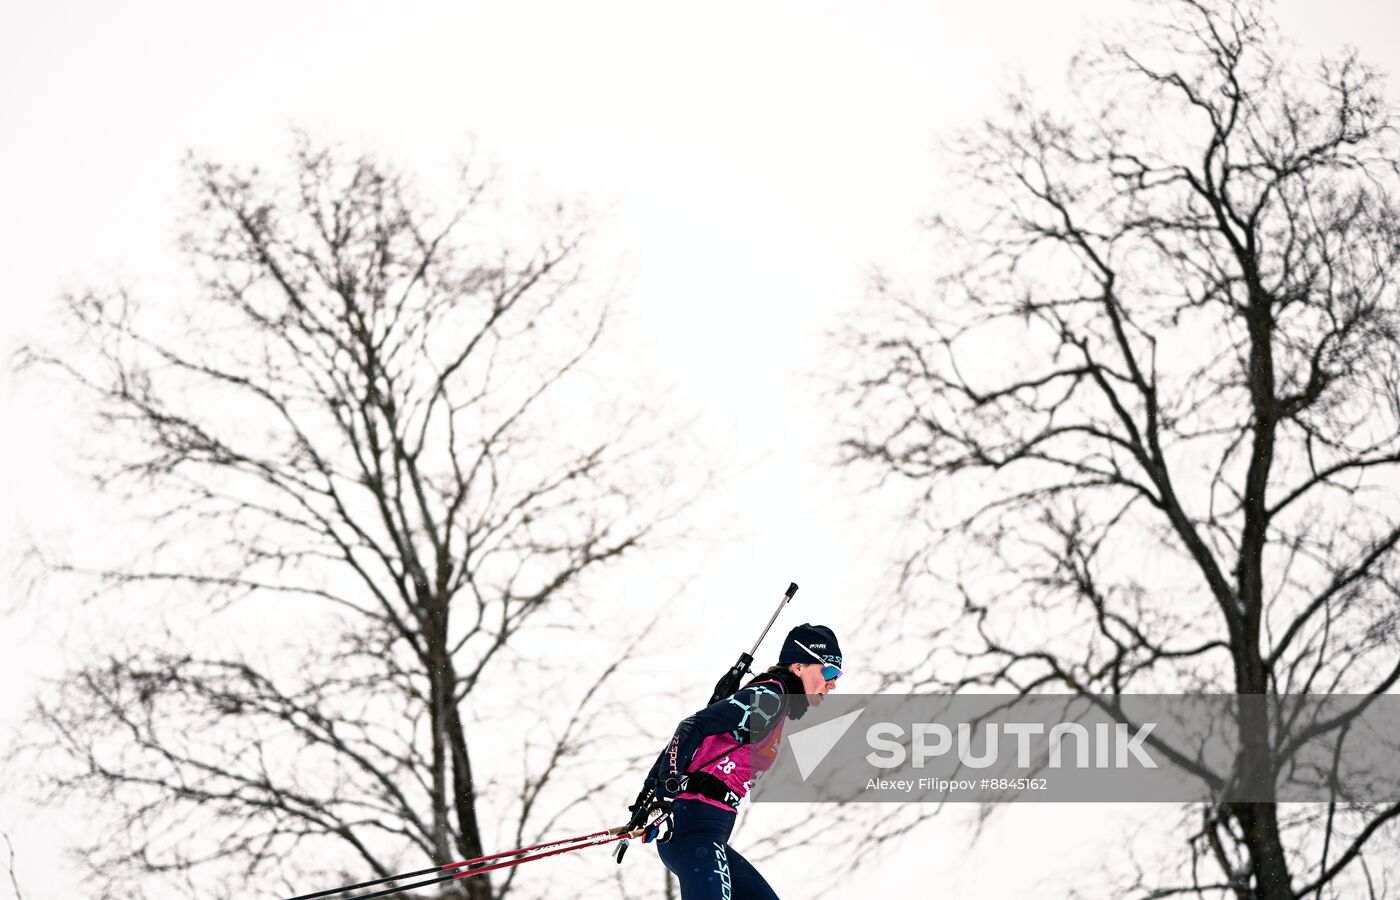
[426, 600, 491, 900]
[1231, 284, 1293, 900]
[446, 656, 492, 900]
[1244, 804, 1293, 900]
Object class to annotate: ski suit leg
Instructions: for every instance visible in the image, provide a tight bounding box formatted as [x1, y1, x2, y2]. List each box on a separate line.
[715, 844, 779, 900]
[657, 799, 780, 900]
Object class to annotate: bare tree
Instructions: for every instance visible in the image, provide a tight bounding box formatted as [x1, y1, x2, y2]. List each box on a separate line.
[17, 136, 690, 900]
[838, 1, 1400, 897]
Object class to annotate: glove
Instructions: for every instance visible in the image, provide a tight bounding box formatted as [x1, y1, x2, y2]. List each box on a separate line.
[625, 783, 658, 831]
[642, 800, 674, 844]
[626, 781, 675, 833]
[617, 781, 675, 864]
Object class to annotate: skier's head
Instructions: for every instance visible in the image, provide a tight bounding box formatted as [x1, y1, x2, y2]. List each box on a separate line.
[777, 623, 842, 701]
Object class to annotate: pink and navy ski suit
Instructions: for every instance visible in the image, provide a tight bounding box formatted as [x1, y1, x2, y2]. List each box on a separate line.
[644, 667, 807, 899]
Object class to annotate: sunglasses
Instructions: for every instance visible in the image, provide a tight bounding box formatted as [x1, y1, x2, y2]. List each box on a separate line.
[794, 640, 843, 682]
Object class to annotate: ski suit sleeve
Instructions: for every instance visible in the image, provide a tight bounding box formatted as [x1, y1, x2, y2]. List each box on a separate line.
[643, 680, 787, 796]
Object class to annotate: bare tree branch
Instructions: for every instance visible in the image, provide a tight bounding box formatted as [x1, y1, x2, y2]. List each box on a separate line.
[2, 834, 23, 900]
[16, 135, 696, 900]
[836, 1, 1400, 896]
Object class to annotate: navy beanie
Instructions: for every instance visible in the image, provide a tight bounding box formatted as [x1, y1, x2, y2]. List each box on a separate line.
[777, 623, 842, 668]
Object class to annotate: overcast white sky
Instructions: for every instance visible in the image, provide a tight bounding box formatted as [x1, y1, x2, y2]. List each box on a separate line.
[3, 2, 1398, 898]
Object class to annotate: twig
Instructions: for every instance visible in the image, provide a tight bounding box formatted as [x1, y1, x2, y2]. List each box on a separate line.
[3, 833, 23, 900]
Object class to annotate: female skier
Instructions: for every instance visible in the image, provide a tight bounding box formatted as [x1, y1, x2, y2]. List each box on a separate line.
[629, 623, 843, 899]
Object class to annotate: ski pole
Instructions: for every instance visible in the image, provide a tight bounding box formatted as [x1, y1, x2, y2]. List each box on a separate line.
[708, 581, 798, 703]
[285, 827, 625, 900]
[343, 831, 629, 900]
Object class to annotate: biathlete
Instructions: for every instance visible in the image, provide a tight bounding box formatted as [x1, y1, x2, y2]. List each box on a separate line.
[629, 623, 844, 899]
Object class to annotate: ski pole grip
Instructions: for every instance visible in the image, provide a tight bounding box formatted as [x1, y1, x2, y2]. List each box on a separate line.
[786, 582, 798, 598]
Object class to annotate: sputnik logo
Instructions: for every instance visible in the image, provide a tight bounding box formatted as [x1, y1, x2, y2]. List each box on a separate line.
[787, 708, 865, 780]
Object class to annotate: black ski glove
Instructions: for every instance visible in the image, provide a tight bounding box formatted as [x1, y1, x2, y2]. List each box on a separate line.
[625, 783, 655, 831]
[615, 784, 674, 864]
[626, 781, 675, 833]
